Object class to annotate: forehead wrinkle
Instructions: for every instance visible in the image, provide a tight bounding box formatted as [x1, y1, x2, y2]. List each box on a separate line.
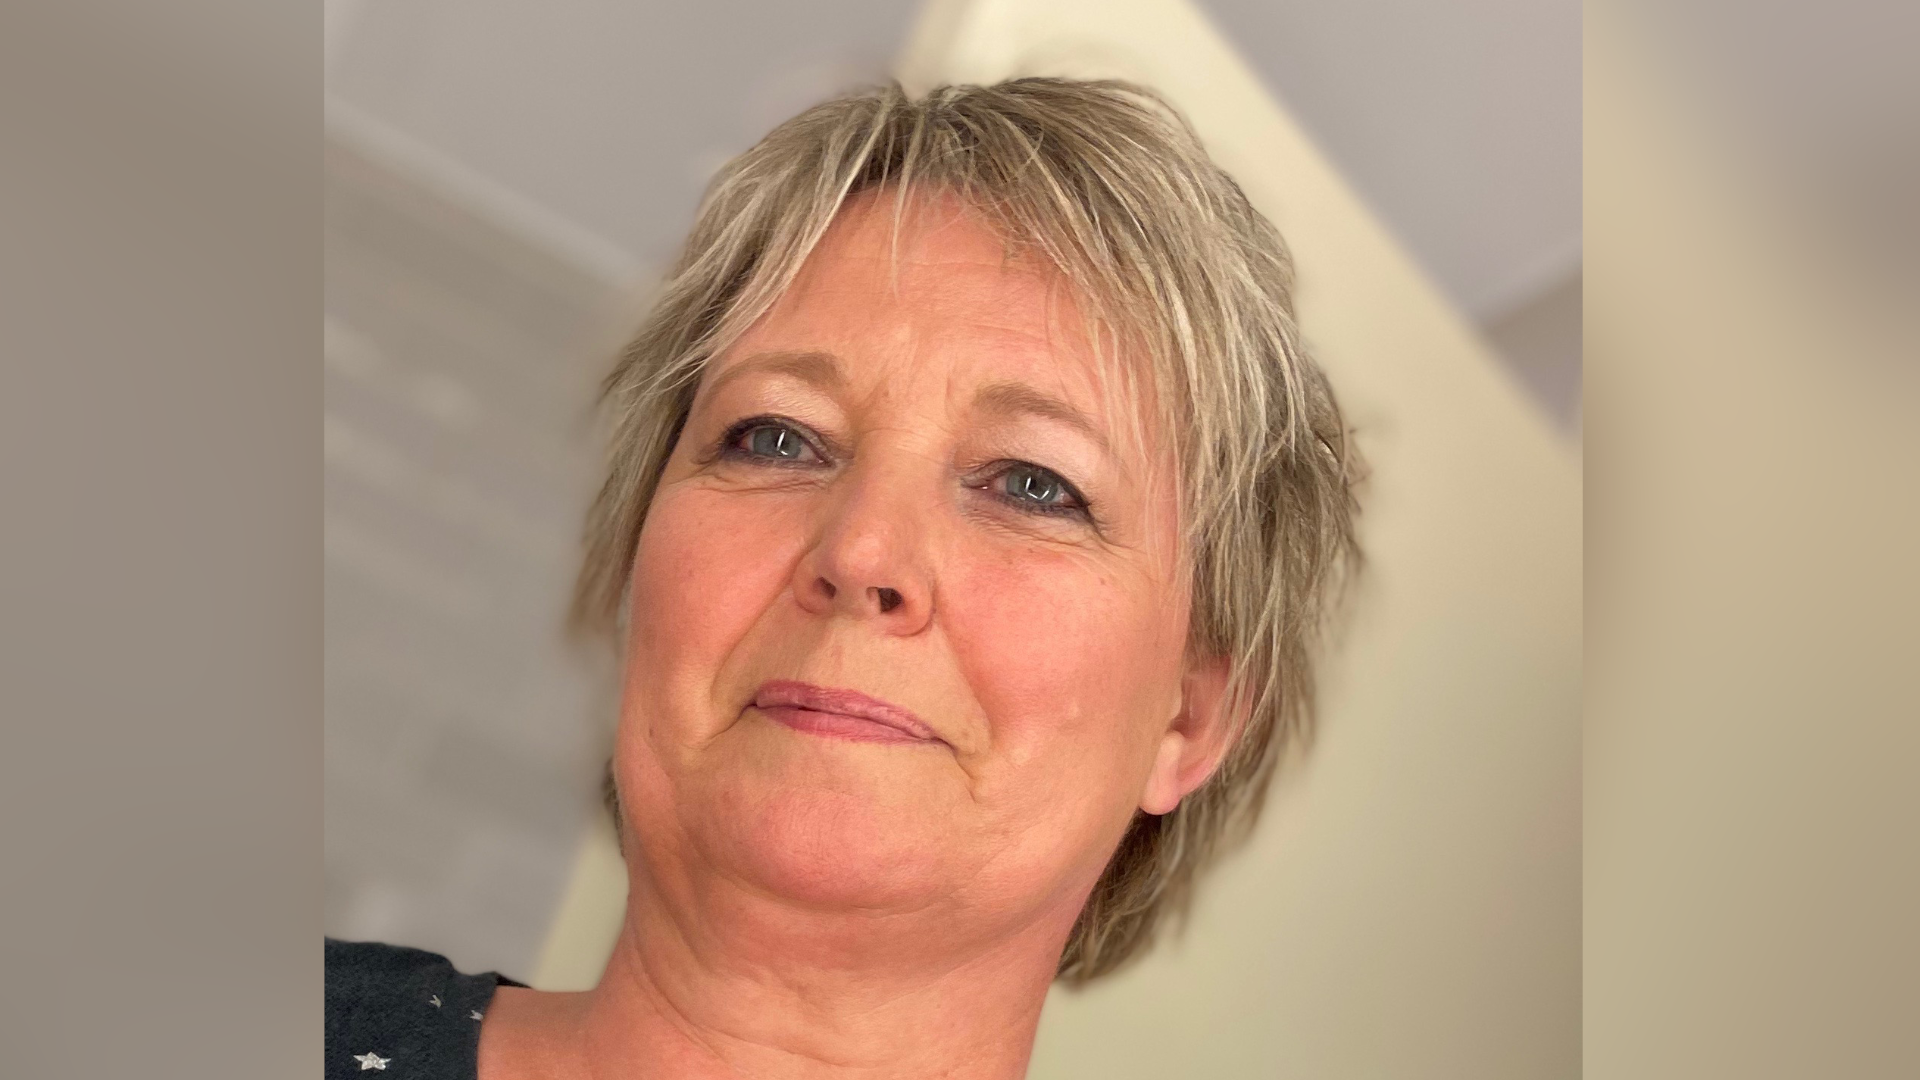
[698, 349, 846, 404]
[728, 193, 1155, 468]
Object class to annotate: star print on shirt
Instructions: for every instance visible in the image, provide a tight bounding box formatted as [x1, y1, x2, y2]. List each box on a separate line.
[470, 1009, 485, 1021]
[428, 994, 442, 1008]
[353, 1051, 390, 1070]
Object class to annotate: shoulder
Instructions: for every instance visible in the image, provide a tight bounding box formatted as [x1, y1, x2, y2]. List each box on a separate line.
[325, 938, 518, 1080]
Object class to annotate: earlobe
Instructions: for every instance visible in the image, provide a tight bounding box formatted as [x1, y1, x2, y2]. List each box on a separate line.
[1138, 656, 1238, 816]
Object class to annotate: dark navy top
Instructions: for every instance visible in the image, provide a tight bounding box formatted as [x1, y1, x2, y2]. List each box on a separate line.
[325, 938, 525, 1079]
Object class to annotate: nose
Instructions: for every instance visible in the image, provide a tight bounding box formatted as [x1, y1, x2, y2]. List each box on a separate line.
[790, 462, 933, 633]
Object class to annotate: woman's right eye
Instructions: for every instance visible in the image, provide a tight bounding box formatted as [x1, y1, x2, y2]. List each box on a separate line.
[727, 420, 820, 464]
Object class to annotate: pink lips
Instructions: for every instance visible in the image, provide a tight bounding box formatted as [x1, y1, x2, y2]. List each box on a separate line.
[753, 680, 943, 746]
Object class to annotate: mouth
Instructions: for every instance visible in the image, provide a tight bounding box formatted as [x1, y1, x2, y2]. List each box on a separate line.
[751, 680, 944, 746]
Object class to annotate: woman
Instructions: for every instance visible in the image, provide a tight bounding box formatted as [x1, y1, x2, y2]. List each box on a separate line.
[327, 77, 1359, 1080]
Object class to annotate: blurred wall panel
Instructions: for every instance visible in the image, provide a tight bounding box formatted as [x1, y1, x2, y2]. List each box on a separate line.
[324, 113, 626, 979]
[1585, 6, 1919, 1075]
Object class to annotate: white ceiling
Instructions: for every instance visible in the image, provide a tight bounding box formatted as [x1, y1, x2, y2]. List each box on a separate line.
[325, 0, 1578, 323]
[1202, 0, 1580, 318]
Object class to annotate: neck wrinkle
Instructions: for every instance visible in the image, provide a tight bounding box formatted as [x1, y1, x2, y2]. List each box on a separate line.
[571, 872, 1072, 1080]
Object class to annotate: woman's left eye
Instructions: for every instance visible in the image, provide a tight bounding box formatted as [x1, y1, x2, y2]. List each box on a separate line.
[992, 463, 1086, 515]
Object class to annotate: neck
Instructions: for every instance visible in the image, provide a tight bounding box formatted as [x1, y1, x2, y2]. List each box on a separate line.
[482, 866, 1081, 1080]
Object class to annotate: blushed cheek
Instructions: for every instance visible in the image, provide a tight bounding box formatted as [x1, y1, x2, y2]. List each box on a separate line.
[946, 550, 1180, 793]
[625, 487, 803, 724]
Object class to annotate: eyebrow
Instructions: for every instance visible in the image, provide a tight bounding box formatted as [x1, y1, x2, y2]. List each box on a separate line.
[971, 381, 1111, 458]
[700, 350, 846, 400]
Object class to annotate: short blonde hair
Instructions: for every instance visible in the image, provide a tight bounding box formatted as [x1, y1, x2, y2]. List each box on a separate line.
[575, 77, 1361, 983]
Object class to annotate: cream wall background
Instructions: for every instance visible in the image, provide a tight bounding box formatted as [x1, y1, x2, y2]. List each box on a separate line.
[528, 1, 1580, 1076]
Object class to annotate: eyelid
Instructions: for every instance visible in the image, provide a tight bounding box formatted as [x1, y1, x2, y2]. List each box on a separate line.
[712, 421, 1099, 528]
[718, 415, 834, 464]
[974, 459, 1095, 520]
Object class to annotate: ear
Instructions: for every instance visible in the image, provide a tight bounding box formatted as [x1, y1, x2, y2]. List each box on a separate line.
[1139, 655, 1240, 816]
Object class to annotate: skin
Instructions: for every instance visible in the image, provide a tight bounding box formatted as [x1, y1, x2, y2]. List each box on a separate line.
[479, 189, 1237, 1080]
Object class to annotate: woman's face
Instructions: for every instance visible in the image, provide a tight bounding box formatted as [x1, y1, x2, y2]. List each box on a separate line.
[618, 191, 1228, 944]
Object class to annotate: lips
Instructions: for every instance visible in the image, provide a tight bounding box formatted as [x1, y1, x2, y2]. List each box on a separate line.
[752, 680, 943, 745]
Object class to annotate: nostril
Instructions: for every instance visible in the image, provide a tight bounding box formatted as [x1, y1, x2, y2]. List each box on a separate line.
[875, 587, 903, 613]
[817, 578, 837, 601]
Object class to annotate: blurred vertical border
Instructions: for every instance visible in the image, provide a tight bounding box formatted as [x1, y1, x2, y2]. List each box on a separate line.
[1586, 2, 1918, 1077]
[0, 2, 319, 1076]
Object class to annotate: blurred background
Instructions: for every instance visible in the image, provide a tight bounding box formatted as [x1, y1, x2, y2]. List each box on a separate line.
[322, 1, 1582, 1074]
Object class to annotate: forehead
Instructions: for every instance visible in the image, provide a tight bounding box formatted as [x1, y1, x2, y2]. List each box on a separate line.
[727, 190, 1118, 404]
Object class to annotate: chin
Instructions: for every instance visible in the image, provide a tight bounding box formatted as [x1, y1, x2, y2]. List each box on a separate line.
[684, 735, 968, 911]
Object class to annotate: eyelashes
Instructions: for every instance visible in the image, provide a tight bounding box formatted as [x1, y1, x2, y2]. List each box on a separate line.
[717, 415, 824, 466]
[711, 415, 1096, 523]
[979, 461, 1091, 519]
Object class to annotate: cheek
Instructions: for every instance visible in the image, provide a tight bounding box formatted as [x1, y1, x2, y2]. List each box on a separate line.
[944, 545, 1184, 792]
[624, 485, 801, 718]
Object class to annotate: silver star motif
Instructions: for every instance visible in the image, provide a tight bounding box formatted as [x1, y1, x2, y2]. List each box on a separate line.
[353, 1051, 390, 1071]
[428, 994, 442, 1007]
[470, 1009, 485, 1021]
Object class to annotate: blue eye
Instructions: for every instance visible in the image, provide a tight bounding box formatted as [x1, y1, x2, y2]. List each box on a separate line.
[715, 420, 1089, 523]
[726, 419, 819, 464]
[747, 425, 801, 458]
[995, 463, 1086, 516]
